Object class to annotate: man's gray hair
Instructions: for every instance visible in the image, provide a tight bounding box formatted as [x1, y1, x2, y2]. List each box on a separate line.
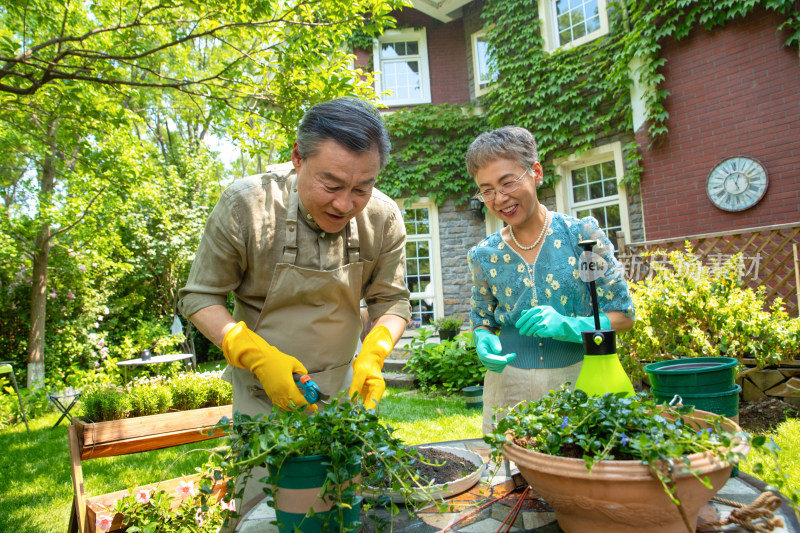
[296, 97, 391, 170]
[465, 126, 539, 177]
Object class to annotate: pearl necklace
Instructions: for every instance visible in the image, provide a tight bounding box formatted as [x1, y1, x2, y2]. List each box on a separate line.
[509, 208, 550, 250]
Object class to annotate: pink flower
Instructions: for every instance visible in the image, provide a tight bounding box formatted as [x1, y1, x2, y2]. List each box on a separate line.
[96, 515, 113, 532]
[221, 499, 236, 512]
[94, 361, 100, 368]
[134, 488, 151, 504]
[49, 289, 57, 299]
[100, 347, 108, 357]
[66, 291, 75, 299]
[194, 508, 204, 527]
[61, 306, 66, 312]
[176, 479, 195, 498]
[93, 322, 99, 329]
[98, 338, 105, 347]
[78, 265, 86, 273]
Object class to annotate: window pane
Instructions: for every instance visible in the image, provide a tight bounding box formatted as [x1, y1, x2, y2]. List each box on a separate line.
[589, 181, 603, 200]
[604, 177, 618, 196]
[382, 43, 400, 58]
[407, 41, 418, 55]
[573, 184, 588, 203]
[573, 167, 587, 185]
[585, 164, 599, 182]
[474, 35, 497, 85]
[573, 21, 586, 39]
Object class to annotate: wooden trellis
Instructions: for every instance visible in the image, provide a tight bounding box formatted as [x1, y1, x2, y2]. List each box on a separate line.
[615, 223, 800, 317]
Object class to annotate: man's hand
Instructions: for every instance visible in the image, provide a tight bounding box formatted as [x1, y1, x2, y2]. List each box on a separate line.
[514, 305, 609, 343]
[222, 322, 316, 411]
[348, 325, 393, 410]
[474, 328, 517, 373]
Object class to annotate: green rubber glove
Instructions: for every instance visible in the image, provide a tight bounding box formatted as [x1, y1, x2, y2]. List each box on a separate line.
[222, 322, 316, 412]
[514, 305, 610, 343]
[474, 328, 517, 373]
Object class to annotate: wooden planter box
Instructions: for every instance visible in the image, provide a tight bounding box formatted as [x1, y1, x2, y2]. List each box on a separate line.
[69, 405, 234, 532]
[73, 404, 233, 460]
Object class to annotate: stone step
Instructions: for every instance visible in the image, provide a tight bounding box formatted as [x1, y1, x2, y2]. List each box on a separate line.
[383, 358, 410, 373]
[384, 372, 416, 389]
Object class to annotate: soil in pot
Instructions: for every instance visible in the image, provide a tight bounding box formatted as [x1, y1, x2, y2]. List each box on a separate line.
[368, 447, 477, 487]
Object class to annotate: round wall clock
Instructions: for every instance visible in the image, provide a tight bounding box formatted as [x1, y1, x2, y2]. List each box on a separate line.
[706, 156, 768, 212]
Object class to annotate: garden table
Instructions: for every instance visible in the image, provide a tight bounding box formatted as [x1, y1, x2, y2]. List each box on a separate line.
[116, 352, 195, 382]
[235, 438, 799, 533]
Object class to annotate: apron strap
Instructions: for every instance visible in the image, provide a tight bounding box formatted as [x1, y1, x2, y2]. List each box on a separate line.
[347, 217, 360, 264]
[283, 182, 300, 264]
[283, 181, 360, 265]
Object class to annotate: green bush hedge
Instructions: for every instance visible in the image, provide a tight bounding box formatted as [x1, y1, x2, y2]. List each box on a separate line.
[403, 328, 486, 393]
[80, 370, 232, 422]
[618, 247, 800, 383]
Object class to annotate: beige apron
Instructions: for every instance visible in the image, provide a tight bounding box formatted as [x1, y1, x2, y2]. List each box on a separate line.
[481, 362, 582, 434]
[229, 186, 364, 511]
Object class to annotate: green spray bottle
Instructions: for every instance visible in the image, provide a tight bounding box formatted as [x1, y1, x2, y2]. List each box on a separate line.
[573, 240, 635, 397]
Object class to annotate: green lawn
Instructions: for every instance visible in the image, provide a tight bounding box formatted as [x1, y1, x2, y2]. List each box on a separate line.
[1, 385, 796, 533]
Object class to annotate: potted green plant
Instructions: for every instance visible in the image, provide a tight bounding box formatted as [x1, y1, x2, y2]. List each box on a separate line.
[432, 314, 465, 342]
[485, 386, 756, 533]
[218, 394, 440, 532]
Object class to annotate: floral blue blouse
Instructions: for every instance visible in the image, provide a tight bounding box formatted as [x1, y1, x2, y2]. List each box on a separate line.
[467, 212, 635, 369]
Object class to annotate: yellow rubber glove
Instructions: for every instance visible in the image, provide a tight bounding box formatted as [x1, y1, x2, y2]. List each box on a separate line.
[348, 325, 393, 410]
[222, 322, 316, 412]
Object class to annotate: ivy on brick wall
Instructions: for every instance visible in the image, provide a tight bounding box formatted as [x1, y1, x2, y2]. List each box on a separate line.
[480, 0, 800, 189]
[378, 104, 488, 206]
[378, 0, 800, 201]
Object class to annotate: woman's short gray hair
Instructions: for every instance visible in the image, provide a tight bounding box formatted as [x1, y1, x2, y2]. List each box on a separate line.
[296, 97, 391, 170]
[465, 126, 539, 177]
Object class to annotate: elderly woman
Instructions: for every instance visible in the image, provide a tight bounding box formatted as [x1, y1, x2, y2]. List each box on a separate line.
[466, 126, 636, 433]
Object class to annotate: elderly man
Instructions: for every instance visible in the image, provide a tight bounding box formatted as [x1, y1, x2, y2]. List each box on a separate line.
[178, 96, 410, 417]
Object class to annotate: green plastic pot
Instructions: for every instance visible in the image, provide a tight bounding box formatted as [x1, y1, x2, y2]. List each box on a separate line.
[462, 385, 484, 409]
[652, 384, 742, 419]
[269, 454, 361, 532]
[643, 357, 738, 394]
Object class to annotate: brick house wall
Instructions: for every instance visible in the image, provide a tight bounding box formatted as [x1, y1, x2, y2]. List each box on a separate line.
[636, 7, 800, 241]
[438, 200, 486, 319]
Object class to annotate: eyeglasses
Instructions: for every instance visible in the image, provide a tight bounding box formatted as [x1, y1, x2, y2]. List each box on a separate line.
[474, 167, 531, 203]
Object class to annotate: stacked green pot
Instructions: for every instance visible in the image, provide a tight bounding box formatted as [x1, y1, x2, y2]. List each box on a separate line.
[644, 357, 741, 419]
[462, 385, 484, 409]
[269, 454, 361, 532]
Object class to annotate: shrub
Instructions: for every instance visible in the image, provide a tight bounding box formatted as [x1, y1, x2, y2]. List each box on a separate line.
[129, 381, 173, 418]
[168, 371, 232, 411]
[79, 371, 231, 422]
[81, 384, 131, 421]
[404, 328, 485, 393]
[618, 246, 800, 383]
[432, 314, 465, 332]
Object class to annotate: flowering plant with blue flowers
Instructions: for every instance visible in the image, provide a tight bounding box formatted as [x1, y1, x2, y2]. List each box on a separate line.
[484, 387, 753, 504]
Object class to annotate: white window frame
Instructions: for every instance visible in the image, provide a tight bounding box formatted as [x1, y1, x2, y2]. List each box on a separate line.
[553, 141, 631, 244]
[537, 0, 610, 53]
[471, 29, 496, 97]
[373, 28, 432, 106]
[396, 198, 444, 324]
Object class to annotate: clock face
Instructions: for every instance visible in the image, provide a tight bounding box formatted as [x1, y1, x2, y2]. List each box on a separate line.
[706, 156, 768, 212]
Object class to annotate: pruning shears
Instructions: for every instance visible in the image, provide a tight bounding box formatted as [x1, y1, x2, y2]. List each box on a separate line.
[293, 373, 330, 405]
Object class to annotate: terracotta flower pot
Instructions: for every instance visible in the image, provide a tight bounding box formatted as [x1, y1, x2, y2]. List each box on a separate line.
[502, 410, 749, 533]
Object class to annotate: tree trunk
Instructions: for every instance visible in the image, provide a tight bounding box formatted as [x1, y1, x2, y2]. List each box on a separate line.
[26, 125, 57, 388]
[27, 227, 50, 388]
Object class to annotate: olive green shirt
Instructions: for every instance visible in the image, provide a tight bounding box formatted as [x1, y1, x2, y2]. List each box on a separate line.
[178, 162, 411, 328]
